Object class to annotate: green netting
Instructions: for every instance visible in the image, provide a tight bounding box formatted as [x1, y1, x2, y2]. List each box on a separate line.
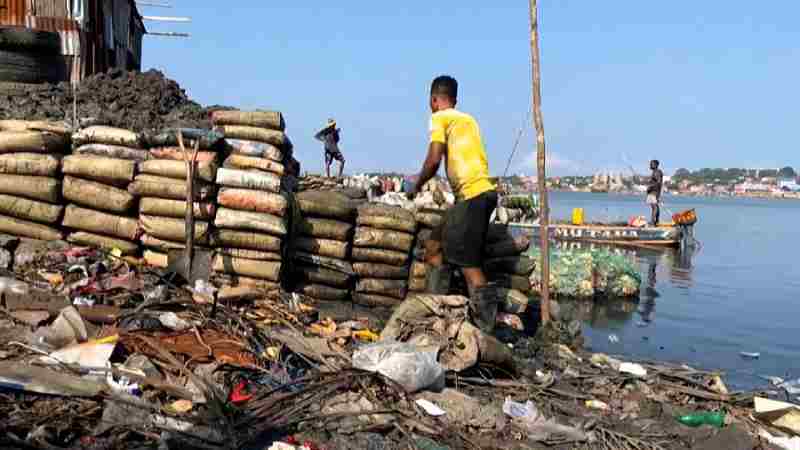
[527, 246, 641, 299]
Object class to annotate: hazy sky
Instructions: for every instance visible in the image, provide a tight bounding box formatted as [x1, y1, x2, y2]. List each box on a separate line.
[142, 1, 799, 176]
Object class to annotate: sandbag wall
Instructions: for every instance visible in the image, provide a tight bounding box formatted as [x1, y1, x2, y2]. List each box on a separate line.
[408, 208, 446, 294]
[61, 126, 142, 255]
[351, 203, 417, 308]
[484, 224, 535, 296]
[133, 142, 220, 268]
[209, 111, 291, 291]
[291, 190, 357, 302]
[0, 122, 68, 241]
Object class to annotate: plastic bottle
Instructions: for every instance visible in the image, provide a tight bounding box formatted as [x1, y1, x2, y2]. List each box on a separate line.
[676, 412, 726, 428]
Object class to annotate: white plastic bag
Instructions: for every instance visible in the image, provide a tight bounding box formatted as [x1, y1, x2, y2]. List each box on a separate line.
[352, 342, 445, 393]
[0, 276, 28, 295]
[503, 397, 590, 442]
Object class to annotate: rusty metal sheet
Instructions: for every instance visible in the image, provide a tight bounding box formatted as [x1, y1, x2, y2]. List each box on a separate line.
[0, 0, 27, 26]
[30, 0, 69, 18]
[24, 16, 81, 55]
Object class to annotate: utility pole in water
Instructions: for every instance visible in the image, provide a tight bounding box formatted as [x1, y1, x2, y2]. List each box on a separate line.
[529, 0, 551, 324]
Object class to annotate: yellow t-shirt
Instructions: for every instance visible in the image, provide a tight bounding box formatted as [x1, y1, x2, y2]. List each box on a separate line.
[429, 108, 495, 201]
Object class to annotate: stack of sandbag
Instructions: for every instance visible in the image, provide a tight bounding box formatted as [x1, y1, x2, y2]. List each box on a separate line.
[484, 224, 534, 297]
[352, 203, 416, 307]
[60, 126, 143, 254]
[209, 111, 290, 291]
[292, 190, 357, 302]
[134, 147, 220, 268]
[0, 121, 69, 241]
[407, 208, 446, 293]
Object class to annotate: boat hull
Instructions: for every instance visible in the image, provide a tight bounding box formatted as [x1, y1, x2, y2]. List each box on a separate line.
[510, 223, 683, 248]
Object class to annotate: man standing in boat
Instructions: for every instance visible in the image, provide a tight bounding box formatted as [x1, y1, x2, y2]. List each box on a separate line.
[315, 118, 345, 178]
[407, 75, 499, 333]
[647, 160, 664, 225]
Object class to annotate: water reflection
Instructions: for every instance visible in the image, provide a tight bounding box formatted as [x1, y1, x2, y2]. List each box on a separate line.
[555, 243, 697, 331]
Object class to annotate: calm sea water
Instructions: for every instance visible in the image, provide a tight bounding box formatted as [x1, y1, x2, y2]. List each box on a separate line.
[535, 191, 800, 390]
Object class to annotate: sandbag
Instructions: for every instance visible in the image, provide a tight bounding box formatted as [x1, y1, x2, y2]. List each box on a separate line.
[484, 256, 536, 276]
[293, 251, 354, 275]
[63, 176, 135, 214]
[211, 110, 285, 130]
[217, 188, 287, 216]
[72, 126, 142, 148]
[415, 211, 444, 229]
[352, 292, 403, 308]
[497, 288, 530, 314]
[62, 155, 135, 185]
[216, 125, 287, 146]
[224, 154, 284, 176]
[353, 262, 409, 280]
[224, 139, 283, 162]
[212, 255, 281, 281]
[128, 175, 216, 201]
[62, 205, 139, 240]
[353, 226, 414, 252]
[142, 128, 223, 150]
[408, 277, 426, 292]
[215, 168, 280, 193]
[149, 147, 217, 163]
[143, 250, 168, 268]
[485, 236, 531, 258]
[215, 274, 280, 292]
[351, 247, 408, 266]
[356, 214, 416, 234]
[297, 217, 352, 241]
[214, 208, 287, 236]
[295, 283, 349, 301]
[140, 215, 210, 244]
[0, 153, 59, 176]
[0, 213, 62, 240]
[357, 203, 415, 222]
[295, 237, 349, 260]
[0, 131, 67, 154]
[73, 144, 150, 162]
[0, 175, 60, 203]
[139, 159, 217, 182]
[295, 190, 356, 220]
[295, 264, 350, 288]
[0, 194, 62, 224]
[0, 120, 69, 135]
[411, 262, 428, 279]
[214, 248, 281, 261]
[210, 230, 282, 252]
[141, 234, 186, 252]
[139, 198, 216, 220]
[490, 273, 532, 294]
[67, 232, 138, 255]
[356, 278, 408, 299]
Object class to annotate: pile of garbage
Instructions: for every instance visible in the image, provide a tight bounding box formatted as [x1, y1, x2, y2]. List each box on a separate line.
[0, 69, 212, 132]
[0, 241, 791, 449]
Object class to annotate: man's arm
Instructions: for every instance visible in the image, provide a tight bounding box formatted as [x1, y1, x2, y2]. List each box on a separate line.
[409, 142, 446, 197]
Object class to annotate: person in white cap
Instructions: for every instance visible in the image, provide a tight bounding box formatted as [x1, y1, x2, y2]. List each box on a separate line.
[314, 118, 345, 178]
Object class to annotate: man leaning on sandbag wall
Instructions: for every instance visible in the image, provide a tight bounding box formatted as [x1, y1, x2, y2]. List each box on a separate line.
[406, 75, 500, 333]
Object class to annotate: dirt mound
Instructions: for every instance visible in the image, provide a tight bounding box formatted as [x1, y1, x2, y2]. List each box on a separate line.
[0, 69, 220, 132]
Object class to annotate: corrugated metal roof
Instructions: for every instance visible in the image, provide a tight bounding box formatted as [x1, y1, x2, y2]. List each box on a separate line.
[0, 0, 27, 26]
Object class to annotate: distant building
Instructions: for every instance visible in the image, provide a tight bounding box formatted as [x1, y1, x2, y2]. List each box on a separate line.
[779, 178, 800, 192]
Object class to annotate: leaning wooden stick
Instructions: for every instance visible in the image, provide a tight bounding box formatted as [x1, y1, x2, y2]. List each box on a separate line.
[177, 131, 200, 280]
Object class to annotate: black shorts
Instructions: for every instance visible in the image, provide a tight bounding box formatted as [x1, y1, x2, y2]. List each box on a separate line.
[325, 150, 344, 164]
[431, 190, 498, 268]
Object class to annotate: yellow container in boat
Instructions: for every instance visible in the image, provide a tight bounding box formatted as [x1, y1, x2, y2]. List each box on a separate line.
[572, 208, 584, 225]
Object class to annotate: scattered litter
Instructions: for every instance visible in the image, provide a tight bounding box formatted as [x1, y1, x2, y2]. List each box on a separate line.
[73, 296, 95, 306]
[0, 276, 29, 294]
[352, 342, 445, 393]
[585, 399, 610, 411]
[676, 411, 726, 428]
[416, 399, 446, 417]
[759, 430, 800, 450]
[608, 334, 619, 343]
[780, 379, 800, 396]
[740, 351, 761, 359]
[164, 399, 193, 414]
[619, 362, 648, 378]
[158, 312, 194, 331]
[502, 397, 590, 442]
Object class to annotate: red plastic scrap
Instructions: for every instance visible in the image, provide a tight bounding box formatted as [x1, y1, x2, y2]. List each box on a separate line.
[229, 380, 254, 404]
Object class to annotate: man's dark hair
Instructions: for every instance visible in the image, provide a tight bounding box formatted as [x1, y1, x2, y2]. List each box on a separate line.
[651, 160, 660, 168]
[431, 75, 458, 100]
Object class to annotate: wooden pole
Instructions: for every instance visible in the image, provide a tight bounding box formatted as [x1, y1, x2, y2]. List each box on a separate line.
[529, 0, 551, 324]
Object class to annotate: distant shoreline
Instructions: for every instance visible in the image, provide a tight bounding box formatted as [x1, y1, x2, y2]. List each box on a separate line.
[543, 189, 800, 201]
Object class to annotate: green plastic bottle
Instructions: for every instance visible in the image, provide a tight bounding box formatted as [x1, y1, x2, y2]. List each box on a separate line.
[676, 412, 726, 428]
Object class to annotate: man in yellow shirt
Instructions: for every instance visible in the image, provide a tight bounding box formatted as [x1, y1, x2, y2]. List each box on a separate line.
[407, 75, 499, 333]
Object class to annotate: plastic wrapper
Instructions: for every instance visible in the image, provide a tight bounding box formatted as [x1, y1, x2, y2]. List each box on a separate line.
[352, 342, 444, 393]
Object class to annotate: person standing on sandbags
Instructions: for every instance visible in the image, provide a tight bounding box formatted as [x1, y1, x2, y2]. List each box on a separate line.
[406, 75, 500, 333]
[314, 118, 346, 178]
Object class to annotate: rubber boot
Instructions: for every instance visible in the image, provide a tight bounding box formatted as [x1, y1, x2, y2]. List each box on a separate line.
[469, 285, 498, 334]
[425, 264, 452, 295]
